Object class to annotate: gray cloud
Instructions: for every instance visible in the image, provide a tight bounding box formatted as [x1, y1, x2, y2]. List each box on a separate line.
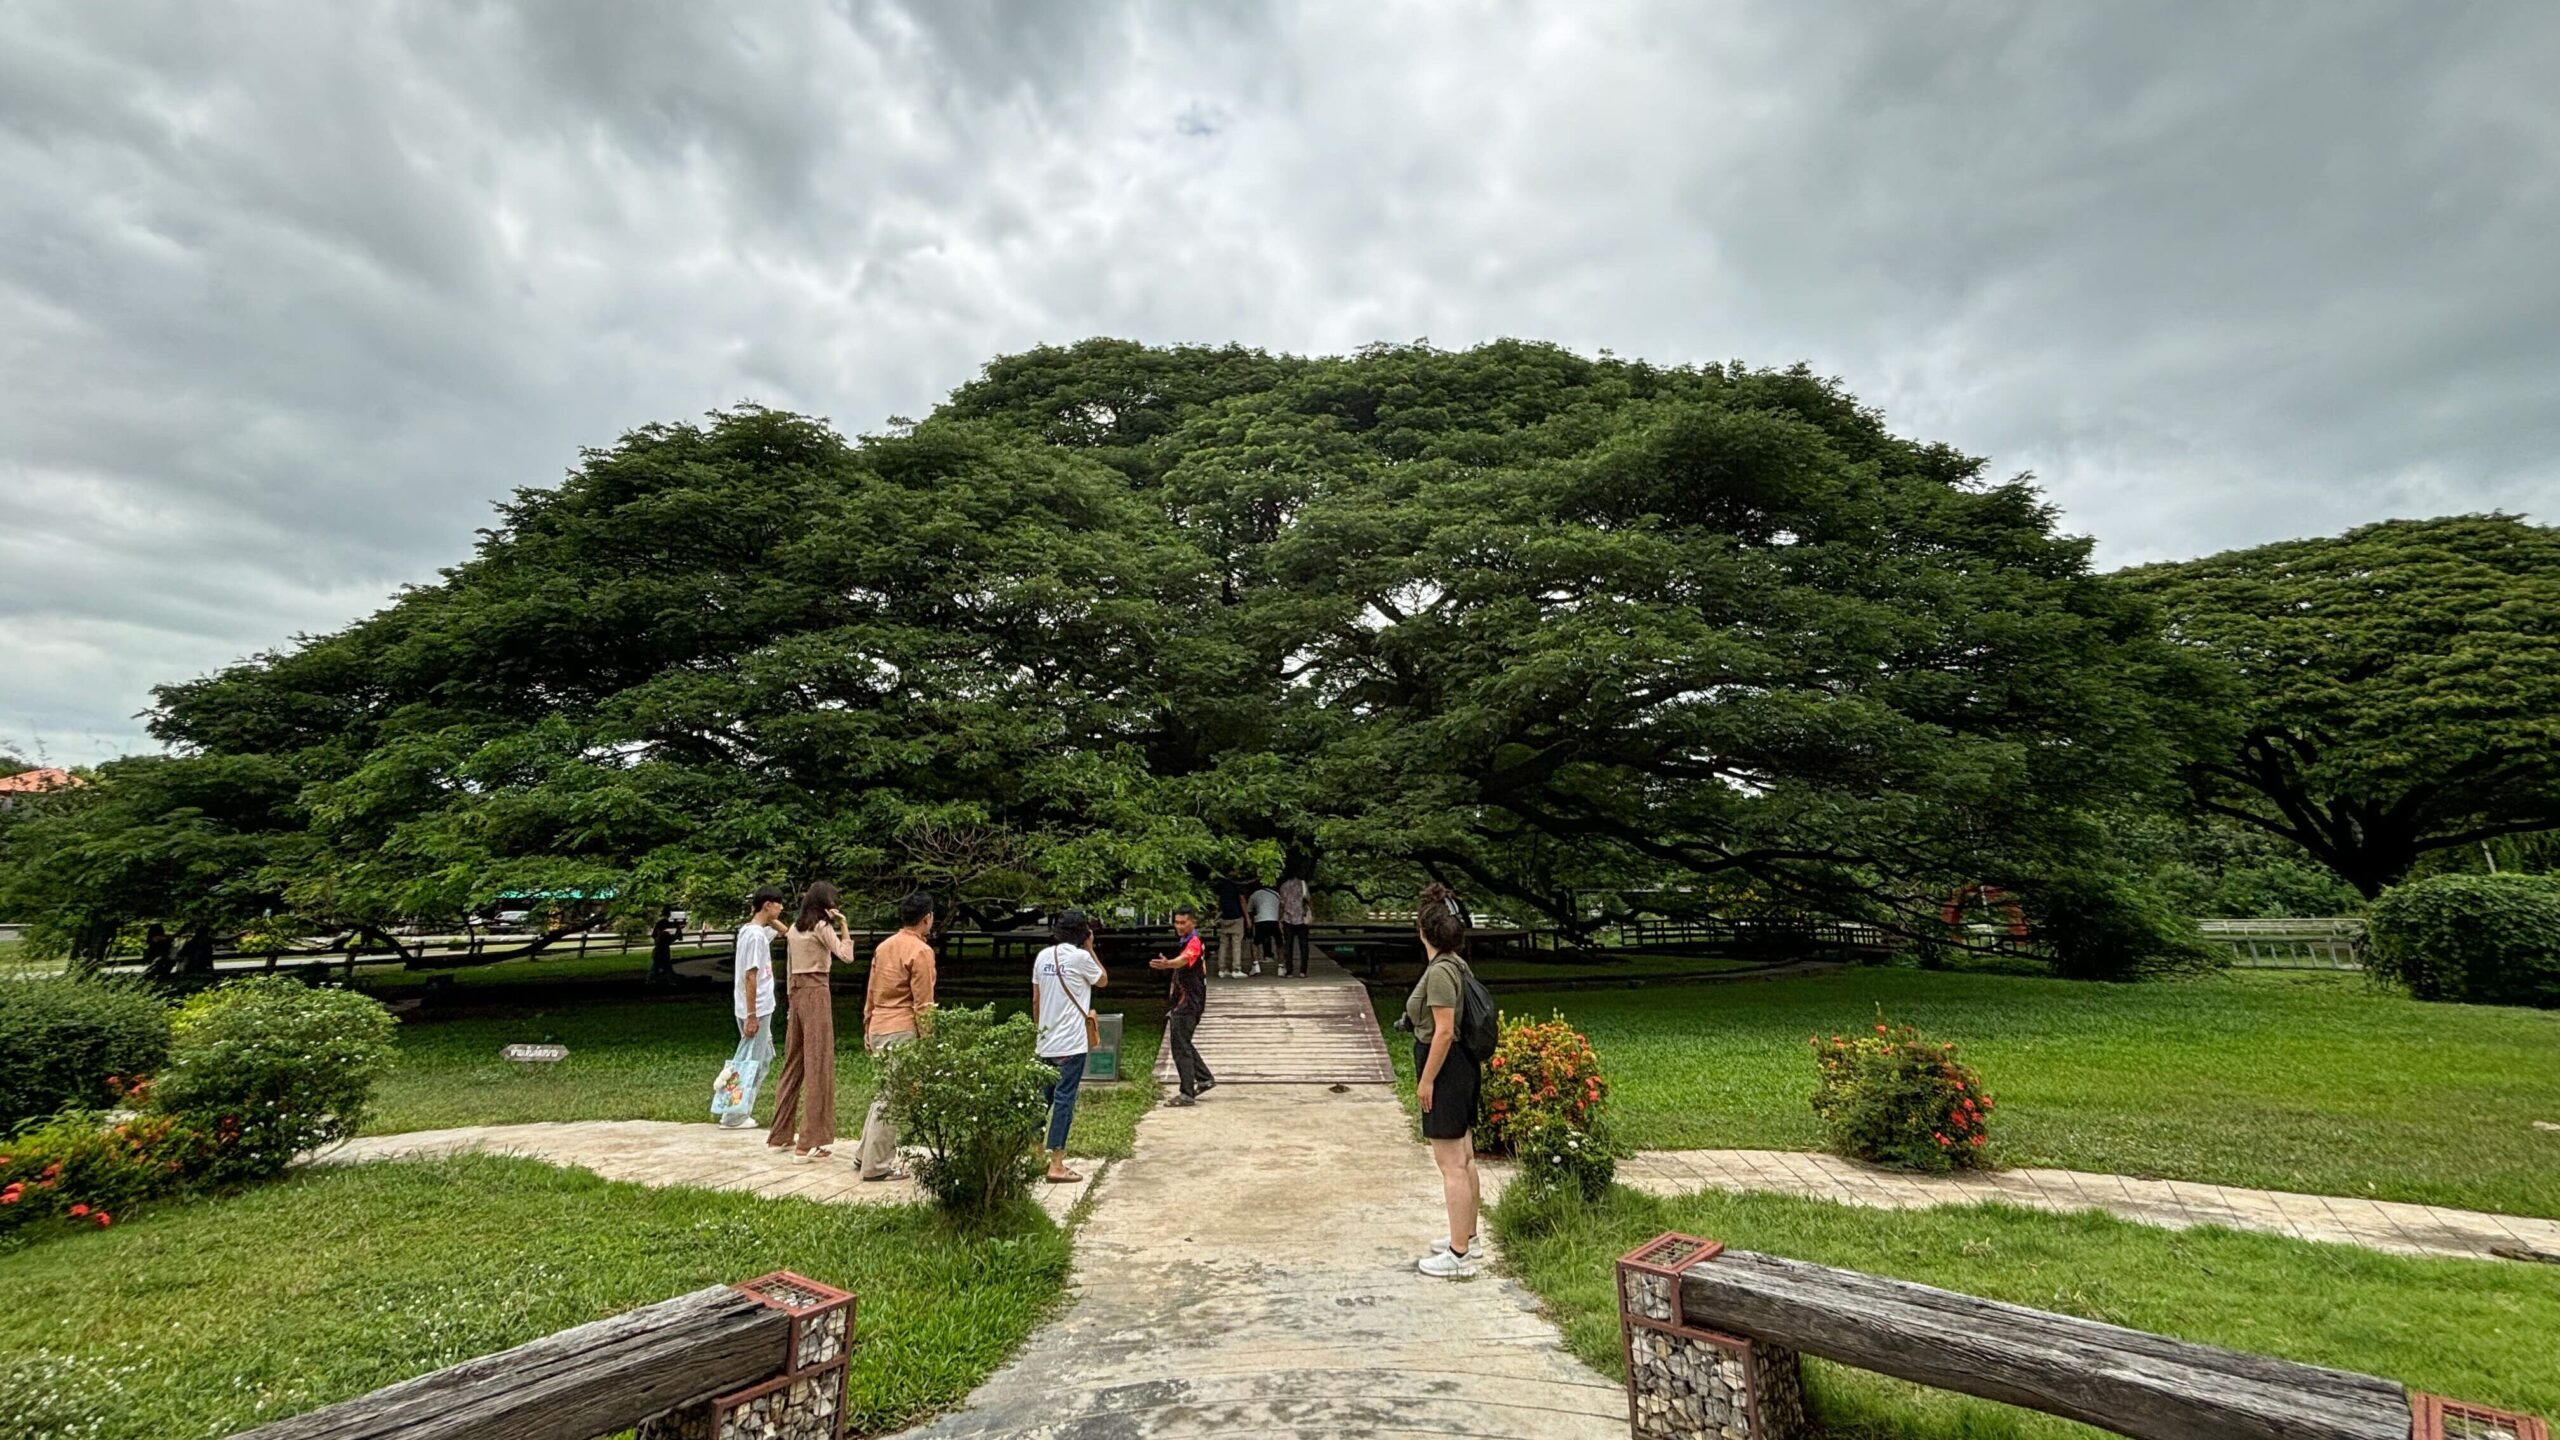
[2, 0, 2555, 762]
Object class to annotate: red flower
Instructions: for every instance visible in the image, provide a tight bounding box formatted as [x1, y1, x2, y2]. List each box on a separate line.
[1969, 1135, 1987, 1147]
[1932, 1132, 1950, 1146]
[40, 1164, 60, 1180]
[67, 1204, 89, 1217]
[94, 1212, 113, 1228]
[1876, 1023, 1889, 1034]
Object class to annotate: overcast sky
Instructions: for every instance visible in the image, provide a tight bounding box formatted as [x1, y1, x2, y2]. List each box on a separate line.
[2, 1, 2555, 763]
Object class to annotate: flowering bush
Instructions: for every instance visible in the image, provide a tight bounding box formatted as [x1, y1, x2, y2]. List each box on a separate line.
[879, 1005, 1052, 1218]
[149, 977, 399, 1183]
[1810, 1016, 1993, 1172]
[0, 978, 397, 1242]
[1480, 1014, 1619, 1200]
[0, 1110, 214, 1240]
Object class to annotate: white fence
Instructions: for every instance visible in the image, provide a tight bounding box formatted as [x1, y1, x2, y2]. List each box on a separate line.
[2195, 917, 2364, 970]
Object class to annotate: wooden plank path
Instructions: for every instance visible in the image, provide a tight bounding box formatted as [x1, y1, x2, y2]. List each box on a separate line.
[1150, 952, 1396, 1086]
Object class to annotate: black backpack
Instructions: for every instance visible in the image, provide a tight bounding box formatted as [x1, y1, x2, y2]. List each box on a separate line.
[1441, 958, 1500, 1063]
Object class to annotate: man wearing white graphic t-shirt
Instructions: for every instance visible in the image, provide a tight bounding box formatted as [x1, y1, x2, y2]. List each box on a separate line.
[724, 888, 786, 1127]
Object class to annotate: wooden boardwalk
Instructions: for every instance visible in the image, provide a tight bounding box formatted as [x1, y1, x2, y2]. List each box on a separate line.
[1151, 952, 1396, 1086]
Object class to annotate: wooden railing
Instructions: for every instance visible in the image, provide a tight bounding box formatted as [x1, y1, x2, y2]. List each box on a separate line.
[1615, 917, 1896, 953]
[1616, 1232, 2545, 1440]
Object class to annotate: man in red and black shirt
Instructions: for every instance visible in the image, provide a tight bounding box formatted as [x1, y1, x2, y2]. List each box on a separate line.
[1150, 906, 1216, 1104]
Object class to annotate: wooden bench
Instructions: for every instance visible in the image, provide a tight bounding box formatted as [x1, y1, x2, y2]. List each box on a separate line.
[1616, 1233, 2547, 1440]
[233, 1271, 853, 1440]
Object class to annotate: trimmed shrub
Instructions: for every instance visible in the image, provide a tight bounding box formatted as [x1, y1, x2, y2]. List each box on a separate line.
[2365, 873, 2560, 1008]
[0, 975, 170, 1131]
[1480, 1013, 1619, 1201]
[1811, 1016, 1993, 1172]
[2025, 868, 2221, 981]
[879, 1005, 1051, 1217]
[150, 977, 399, 1182]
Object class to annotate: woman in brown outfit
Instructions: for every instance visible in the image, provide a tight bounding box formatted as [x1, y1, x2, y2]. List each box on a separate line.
[766, 882, 853, 1161]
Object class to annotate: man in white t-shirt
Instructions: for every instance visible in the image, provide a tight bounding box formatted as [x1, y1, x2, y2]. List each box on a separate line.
[1247, 881, 1282, 976]
[724, 888, 786, 1127]
[1030, 909, 1108, 1184]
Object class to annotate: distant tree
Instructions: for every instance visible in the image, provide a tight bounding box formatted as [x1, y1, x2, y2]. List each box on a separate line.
[2123, 515, 2560, 898]
[0, 754, 302, 965]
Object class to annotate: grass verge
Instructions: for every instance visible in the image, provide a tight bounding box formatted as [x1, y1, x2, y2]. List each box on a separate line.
[0, 1154, 1070, 1439]
[1497, 1185, 2560, 1437]
[1469, 968, 2560, 1217]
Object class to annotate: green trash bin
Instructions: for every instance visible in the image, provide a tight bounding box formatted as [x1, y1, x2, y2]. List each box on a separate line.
[1086, 1013, 1125, 1082]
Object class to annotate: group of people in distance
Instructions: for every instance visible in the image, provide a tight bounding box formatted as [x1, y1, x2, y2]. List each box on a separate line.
[1210, 871, 1312, 978]
[723, 878, 1491, 1279]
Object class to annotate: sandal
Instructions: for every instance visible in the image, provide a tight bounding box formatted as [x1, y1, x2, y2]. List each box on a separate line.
[1044, 1169, 1084, 1184]
[793, 1147, 834, 1164]
[860, 1166, 910, 1183]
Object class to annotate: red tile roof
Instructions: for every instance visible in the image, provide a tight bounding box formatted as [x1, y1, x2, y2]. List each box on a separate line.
[0, 767, 79, 794]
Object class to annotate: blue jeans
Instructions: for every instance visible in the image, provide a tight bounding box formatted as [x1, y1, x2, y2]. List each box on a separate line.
[1041, 1053, 1086, 1153]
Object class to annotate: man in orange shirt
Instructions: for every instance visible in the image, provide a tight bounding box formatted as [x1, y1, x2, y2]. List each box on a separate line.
[855, 891, 937, 1181]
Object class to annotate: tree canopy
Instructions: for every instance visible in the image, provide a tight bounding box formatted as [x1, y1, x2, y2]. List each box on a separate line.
[2123, 515, 2560, 898]
[2, 340, 2225, 969]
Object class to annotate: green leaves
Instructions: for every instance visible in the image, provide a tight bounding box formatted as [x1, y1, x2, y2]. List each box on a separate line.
[2125, 514, 2560, 895]
[3, 342, 2351, 976]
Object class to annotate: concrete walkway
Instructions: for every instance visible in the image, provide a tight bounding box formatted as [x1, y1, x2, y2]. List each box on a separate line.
[317, 1118, 1094, 1221]
[895, 1083, 1624, 1440]
[1614, 1148, 2560, 1264]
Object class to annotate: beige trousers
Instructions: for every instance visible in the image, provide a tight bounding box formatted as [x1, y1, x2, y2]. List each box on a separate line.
[855, 1029, 915, 1178]
[765, 974, 837, 1150]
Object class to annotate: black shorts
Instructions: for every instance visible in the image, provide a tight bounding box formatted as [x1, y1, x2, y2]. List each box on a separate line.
[1414, 1040, 1481, 1140]
[1254, 920, 1280, 947]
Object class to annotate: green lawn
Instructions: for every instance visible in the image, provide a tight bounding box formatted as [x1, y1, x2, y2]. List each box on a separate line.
[1416, 968, 2560, 1217]
[367, 991, 1164, 1159]
[1497, 1186, 2560, 1438]
[0, 1155, 1071, 1439]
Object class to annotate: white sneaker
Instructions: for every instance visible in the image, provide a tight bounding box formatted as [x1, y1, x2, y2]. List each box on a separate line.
[1417, 1247, 1479, 1279]
[1429, 1233, 1478, 1255]
[1251, 962, 1263, 976]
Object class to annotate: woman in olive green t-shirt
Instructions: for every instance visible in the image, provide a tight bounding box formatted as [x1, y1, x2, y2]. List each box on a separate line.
[1405, 883, 1482, 1279]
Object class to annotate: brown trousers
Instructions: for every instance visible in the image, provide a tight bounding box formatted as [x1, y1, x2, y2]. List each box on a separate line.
[765, 973, 838, 1150]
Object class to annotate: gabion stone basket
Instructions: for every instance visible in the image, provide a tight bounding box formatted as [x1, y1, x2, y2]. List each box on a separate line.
[2415, 1394, 2552, 1440]
[638, 1270, 856, 1440]
[1616, 1233, 1810, 1440]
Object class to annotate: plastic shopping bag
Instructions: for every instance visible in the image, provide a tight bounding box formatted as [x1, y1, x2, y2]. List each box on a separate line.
[710, 1036, 765, 1121]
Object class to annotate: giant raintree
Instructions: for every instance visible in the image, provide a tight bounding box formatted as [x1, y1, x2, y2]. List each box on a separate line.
[13, 342, 2225, 973]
